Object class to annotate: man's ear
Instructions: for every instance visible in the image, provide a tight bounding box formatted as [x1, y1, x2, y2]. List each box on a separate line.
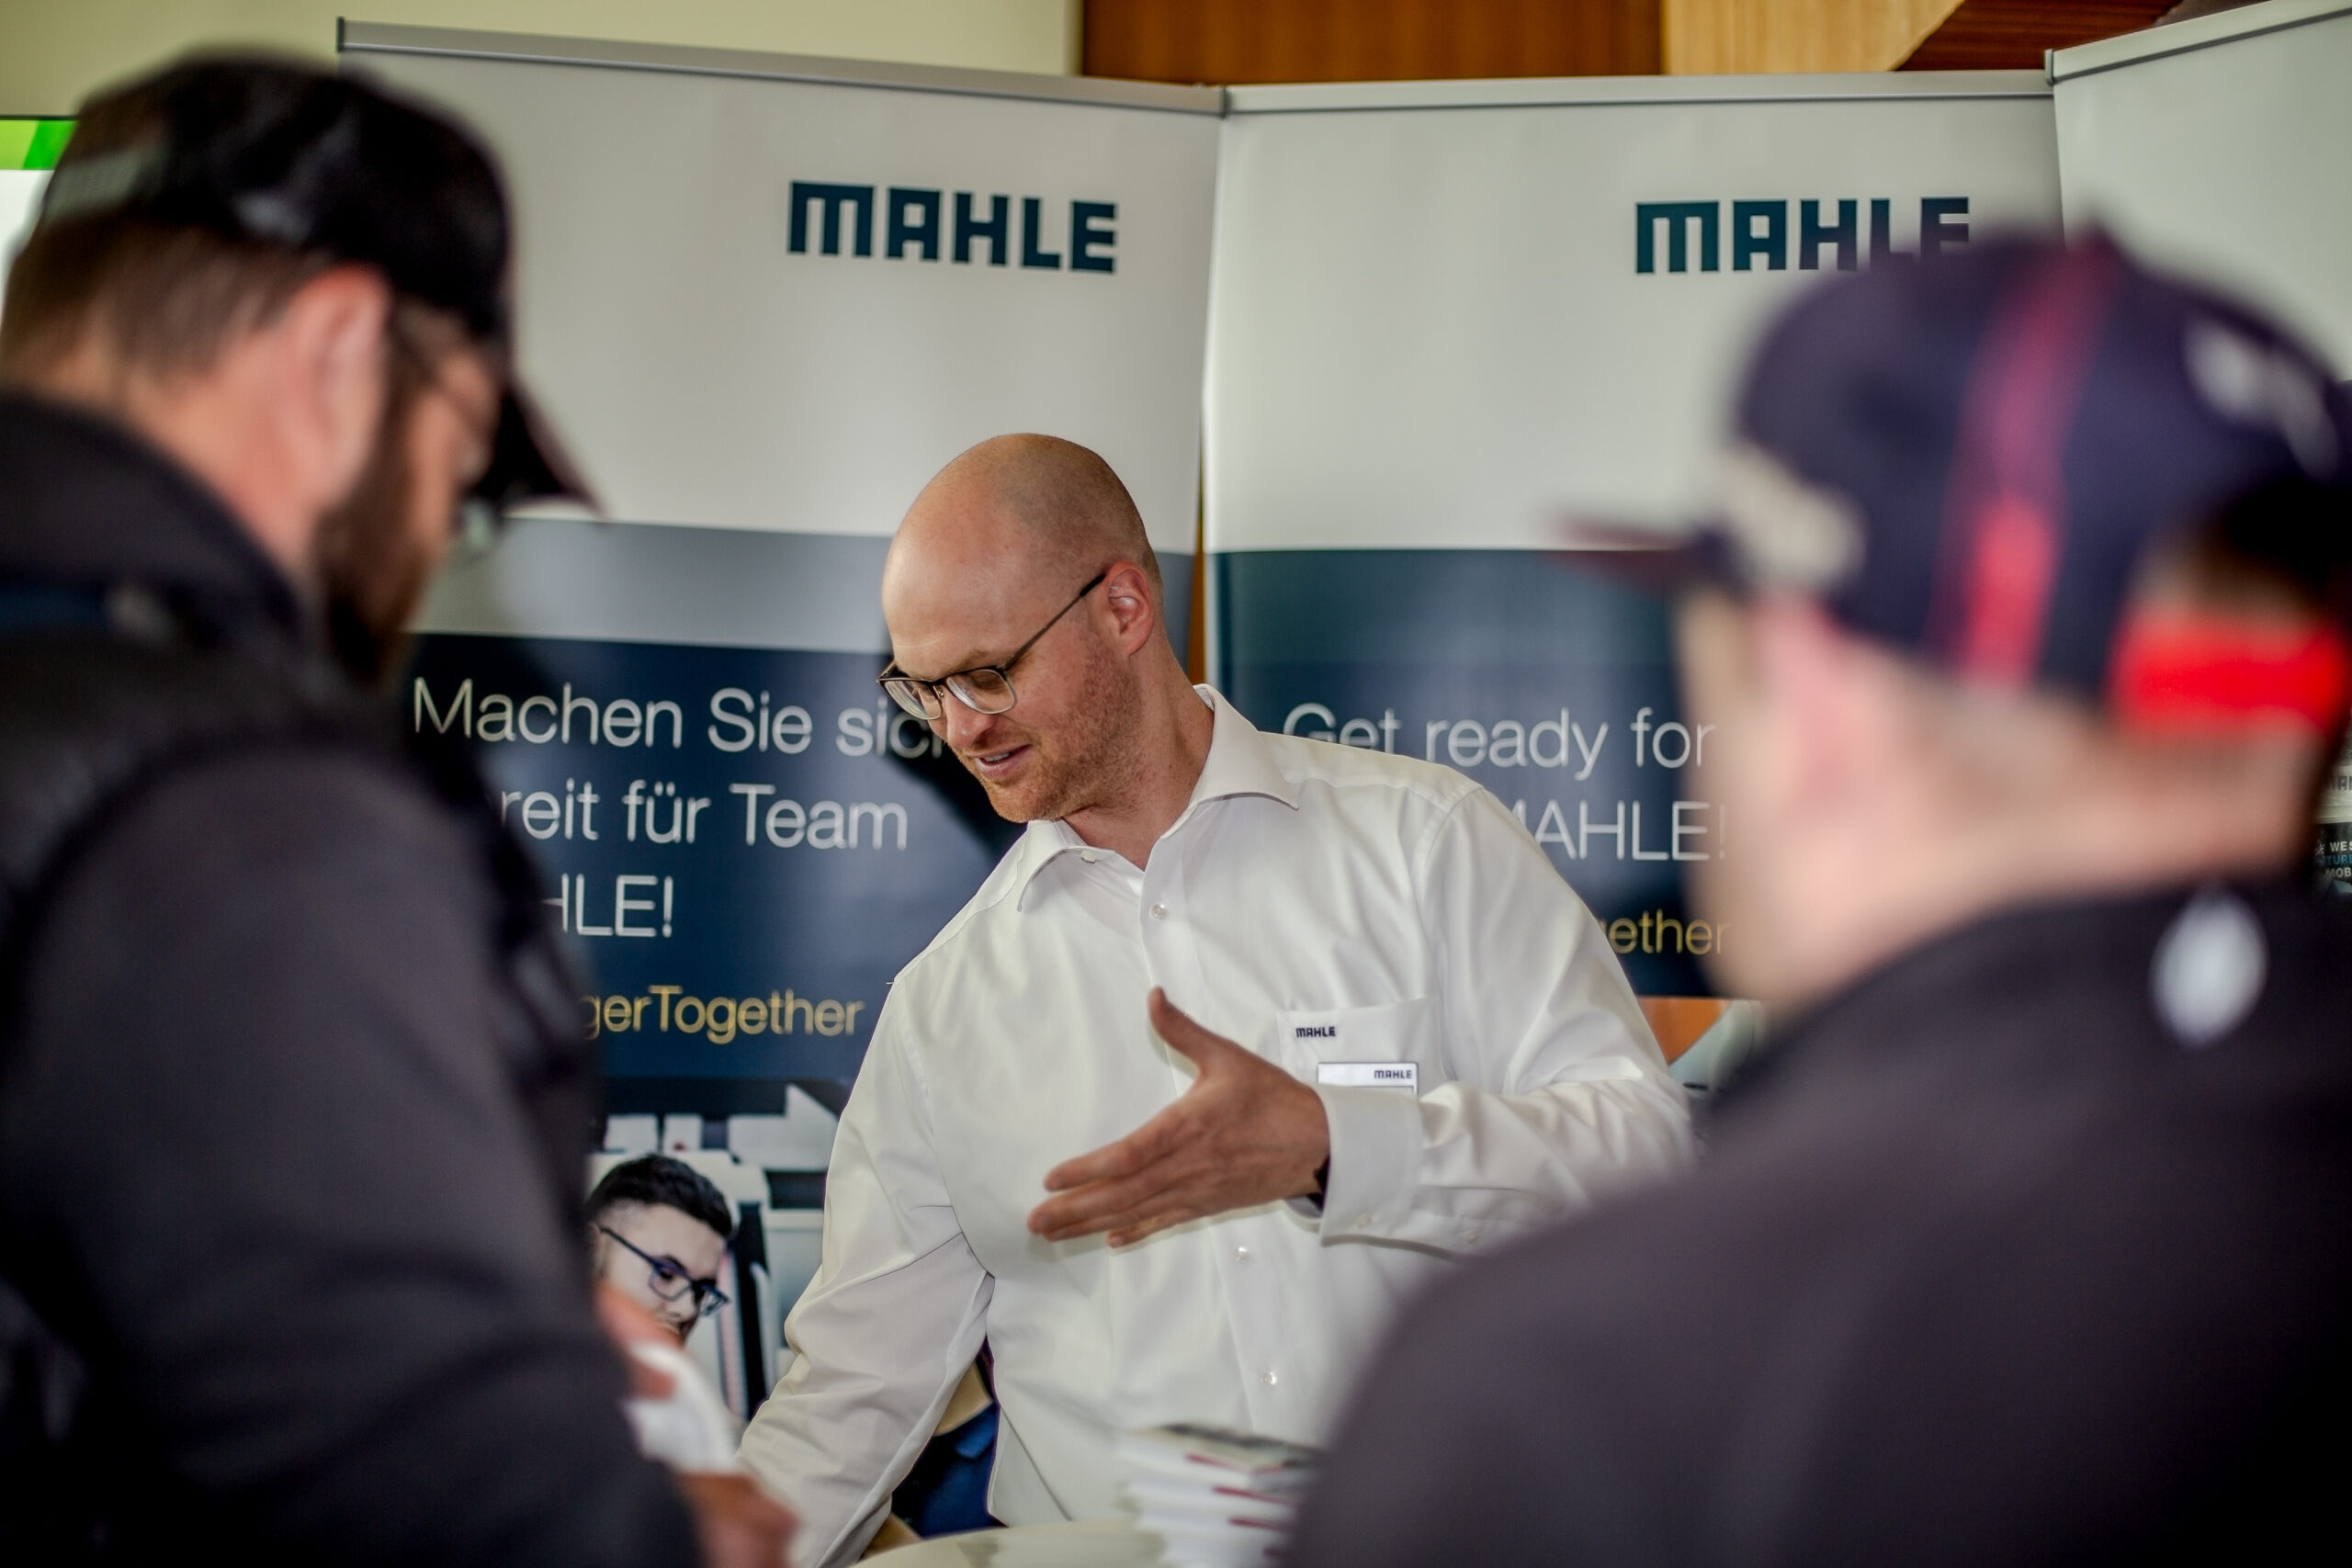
[1749, 593, 1871, 802]
[1100, 560, 1160, 656]
[267, 265, 393, 504]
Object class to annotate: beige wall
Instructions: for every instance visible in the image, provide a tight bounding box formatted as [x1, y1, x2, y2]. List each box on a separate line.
[1664, 0, 1962, 73]
[0, 0, 1082, 115]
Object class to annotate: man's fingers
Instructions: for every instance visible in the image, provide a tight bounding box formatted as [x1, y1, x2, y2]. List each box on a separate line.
[1040, 1142, 1133, 1195]
[1029, 1165, 1194, 1240]
[1106, 1209, 1196, 1249]
[676, 1472, 795, 1568]
[1038, 1200, 1152, 1244]
[1039, 992, 1243, 1195]
[1027, 990, 1272, 1243]
[1041, 1104, 1189, 1193]
[1049, 1194, 1187, 1247]
[1041, 1138, 1145, 1193]
[1030, 1167, 1187, 1238]
[1148, 987, 1242, 1071]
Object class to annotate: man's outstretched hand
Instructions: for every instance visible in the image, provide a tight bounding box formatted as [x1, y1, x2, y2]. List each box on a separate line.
[1027, 988, 1330, 1248]
[594, 1285, 797, 1568]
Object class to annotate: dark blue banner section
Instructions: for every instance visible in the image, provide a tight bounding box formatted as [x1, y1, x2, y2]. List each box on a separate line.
[1216, 549, 1720, 997]
[405, 635, 1017, 1087]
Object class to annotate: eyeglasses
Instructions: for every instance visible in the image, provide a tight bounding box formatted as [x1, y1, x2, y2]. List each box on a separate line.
[597, 1224, 730, 1320]
[878, 570, 1109, 722]
[386, 311, 506, 562]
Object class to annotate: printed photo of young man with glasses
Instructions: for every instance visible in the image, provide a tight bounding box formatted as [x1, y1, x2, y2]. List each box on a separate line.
[588, 1156, 736, 1342]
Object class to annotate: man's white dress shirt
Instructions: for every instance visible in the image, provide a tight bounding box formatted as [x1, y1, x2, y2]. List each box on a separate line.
[741, 690, 1691, 1565]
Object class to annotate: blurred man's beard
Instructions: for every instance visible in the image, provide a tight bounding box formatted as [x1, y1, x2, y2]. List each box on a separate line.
[971, 649, 1145, 824]
[313, 389, 433, 689]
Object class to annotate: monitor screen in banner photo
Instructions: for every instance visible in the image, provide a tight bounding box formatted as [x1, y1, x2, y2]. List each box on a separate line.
[1207, 74, 2064, 998]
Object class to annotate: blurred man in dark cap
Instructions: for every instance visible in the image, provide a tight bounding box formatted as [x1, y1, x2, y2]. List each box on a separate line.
[1293, 236, 2352, 1566]
[0, 57, 787, 1565]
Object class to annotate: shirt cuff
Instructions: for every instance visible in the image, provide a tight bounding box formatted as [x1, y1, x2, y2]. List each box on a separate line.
[1299, 1083, 1423, 1240]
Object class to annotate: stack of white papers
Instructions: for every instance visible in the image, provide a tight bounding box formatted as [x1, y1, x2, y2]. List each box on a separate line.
[1119, 1423, 1321, 1566]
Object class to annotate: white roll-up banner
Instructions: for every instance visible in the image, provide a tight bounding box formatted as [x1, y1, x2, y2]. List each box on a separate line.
[334, 26, 2075, 1126]
[2052, 0, 2352, 378]
[1205, 73, 2061, 997]
[344, 26, 1220, 1126]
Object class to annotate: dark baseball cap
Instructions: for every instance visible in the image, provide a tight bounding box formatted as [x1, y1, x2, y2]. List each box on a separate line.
[1578, 235, 2352, 715]
[32, 55, 591, 516]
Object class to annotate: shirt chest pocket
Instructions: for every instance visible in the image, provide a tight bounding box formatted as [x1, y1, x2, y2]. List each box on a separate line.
[1272, 996, 1444, 1095]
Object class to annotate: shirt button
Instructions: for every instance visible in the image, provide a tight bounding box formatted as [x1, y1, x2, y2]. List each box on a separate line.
[1234, 1245, 1250, 1262]
[1149, 903, 1168, 919]
[1261, 1370, 1279, 1387]
[1080, 851, 1097, 863]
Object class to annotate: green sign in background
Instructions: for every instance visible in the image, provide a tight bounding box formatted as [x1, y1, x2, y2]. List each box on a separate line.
[0, 119, 73, 171]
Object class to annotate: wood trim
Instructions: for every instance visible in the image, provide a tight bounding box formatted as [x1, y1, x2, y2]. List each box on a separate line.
[1663, 0, 1960, 73]
[1083, 0, 1661, 85]
[1901, 0, 2174, 68]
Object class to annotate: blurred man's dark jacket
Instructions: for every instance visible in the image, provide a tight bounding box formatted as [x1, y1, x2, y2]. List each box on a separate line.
[0, 390, 697, 1565]
[1293, 881, 2352, 1567]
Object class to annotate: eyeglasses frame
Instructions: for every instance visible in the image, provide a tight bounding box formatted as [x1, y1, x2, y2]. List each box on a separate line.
[596, 1224, 731, 1320]
[877, 568, 1112, 722]
[384, 308, 508, 560]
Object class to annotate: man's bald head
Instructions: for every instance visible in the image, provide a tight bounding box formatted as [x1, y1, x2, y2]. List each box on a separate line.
[898, 434, 1159, 597]
[882, 434, 1197, 832]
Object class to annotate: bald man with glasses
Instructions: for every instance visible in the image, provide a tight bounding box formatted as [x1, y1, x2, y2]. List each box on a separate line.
[739, 434, 1691, 1565]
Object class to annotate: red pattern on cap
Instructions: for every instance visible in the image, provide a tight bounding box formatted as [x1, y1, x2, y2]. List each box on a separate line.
[2110, 614, 2352, 734]
[1929, 247, 2120, 684]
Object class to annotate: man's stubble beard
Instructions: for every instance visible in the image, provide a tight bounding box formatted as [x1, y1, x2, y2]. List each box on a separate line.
[312, 375, 435, 690]
[972, 646, 1147, 825]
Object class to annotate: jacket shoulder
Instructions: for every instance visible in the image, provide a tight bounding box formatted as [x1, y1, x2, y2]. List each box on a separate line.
[0, 629, 396, 936]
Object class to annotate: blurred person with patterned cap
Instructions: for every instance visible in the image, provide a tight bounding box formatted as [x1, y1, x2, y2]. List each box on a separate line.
[0, 56, 787, 1566]
[1292, 235, 2352, 1567]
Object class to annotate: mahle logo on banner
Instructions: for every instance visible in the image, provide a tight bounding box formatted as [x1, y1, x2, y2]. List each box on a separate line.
[1636, 197, 1973, 274]
[789, 181, 1118, 273]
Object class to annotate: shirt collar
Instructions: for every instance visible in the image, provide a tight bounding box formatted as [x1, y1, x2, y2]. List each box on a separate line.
[1011, 686, 1296, 907]
[1183, 685, 1300, 816]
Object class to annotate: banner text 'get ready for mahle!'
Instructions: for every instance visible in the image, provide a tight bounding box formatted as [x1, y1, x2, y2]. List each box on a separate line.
[1207, 73, 2064, 993]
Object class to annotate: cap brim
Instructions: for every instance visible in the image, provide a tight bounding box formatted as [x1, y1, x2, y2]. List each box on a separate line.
[471, 383, 598, 515]
[1544, 513, 1745, 598]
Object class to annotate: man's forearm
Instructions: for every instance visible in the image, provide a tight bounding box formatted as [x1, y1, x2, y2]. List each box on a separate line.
[740, 1352, 962, 1568]
[739, 1234, 990, 1568]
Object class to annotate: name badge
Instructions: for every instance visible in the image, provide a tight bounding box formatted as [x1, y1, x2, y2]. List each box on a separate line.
[1315, 1061, 1419, 1091]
